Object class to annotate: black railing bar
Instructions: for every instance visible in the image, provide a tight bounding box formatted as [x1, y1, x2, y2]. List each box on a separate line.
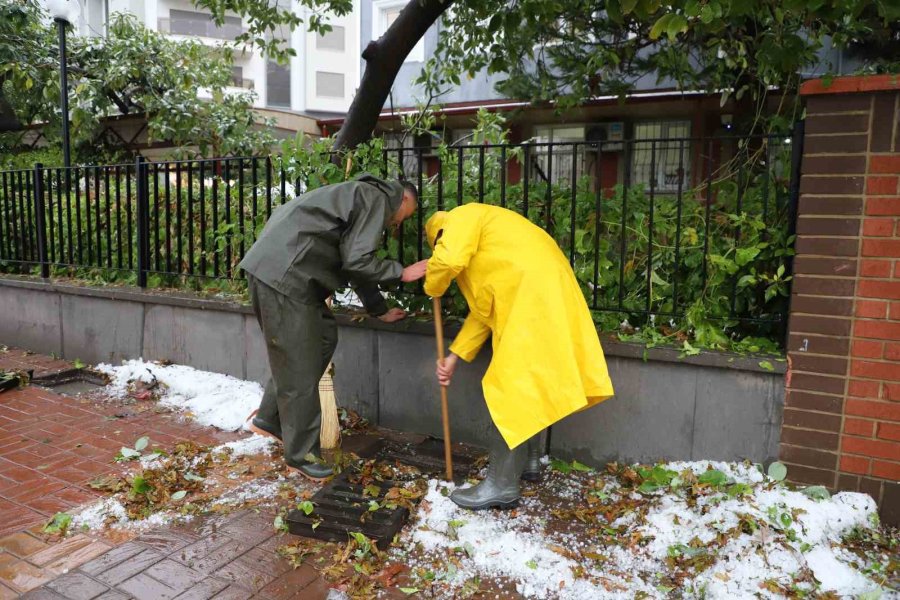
[646, 141, 656, 315]
[672, 140, 685, 314]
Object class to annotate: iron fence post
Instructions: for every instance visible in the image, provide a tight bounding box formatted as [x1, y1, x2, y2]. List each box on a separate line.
[787, 120, 805, 243]
[782, 119, 806, 346]
[32, 163, 50, 279]
[135, 156, 149, 287]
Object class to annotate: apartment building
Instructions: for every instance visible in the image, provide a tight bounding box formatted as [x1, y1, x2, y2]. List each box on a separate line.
[69, 0, 361, 116]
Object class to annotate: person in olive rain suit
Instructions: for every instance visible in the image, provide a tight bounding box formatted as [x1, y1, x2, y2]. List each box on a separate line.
[239, 174, 427, 481]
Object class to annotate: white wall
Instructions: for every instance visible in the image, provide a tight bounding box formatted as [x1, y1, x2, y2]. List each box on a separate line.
[71, 0, 361, 114]
[302, 0, 360, 114]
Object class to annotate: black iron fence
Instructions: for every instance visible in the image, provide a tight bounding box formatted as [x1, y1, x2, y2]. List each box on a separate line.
[0, 130, 802, 341]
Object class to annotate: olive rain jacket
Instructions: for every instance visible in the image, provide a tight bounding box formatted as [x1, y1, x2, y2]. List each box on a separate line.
[239, 173, 404, 315]
[424, 204, 615, 449]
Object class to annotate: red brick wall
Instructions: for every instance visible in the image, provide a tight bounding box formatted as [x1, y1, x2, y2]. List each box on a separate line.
[783, 76, 899, 524]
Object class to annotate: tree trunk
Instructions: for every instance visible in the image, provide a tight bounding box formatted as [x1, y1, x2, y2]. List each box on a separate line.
[0, 83, 23, 133]
[331, 0, 453, 157]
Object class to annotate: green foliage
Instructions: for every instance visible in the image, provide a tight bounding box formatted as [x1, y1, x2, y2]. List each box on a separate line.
[1, 6, 274, 161]
[2, 111, 794, 352]
[43, 512, 72, 535]
[767, 461, 788, 481]
[637, 464, 679, 493]
[426, 0, 898, 130]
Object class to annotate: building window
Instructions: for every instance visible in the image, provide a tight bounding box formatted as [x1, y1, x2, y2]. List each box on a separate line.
[532, 125, 585, 186]
[316, 25, 346, 51]
[631, 120, 691, 193]
[167, 10, 243, 39]
[372, 0, 425, 62]
[231, 66, 243, 87]
[316, 71, 345, 98]
[267, 61, 291, 107]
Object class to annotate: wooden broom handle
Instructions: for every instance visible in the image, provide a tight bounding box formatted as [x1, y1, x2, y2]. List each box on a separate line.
[432, 296, 454, 482]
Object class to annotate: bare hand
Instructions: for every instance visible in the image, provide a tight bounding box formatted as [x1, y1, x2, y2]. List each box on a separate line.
[378, 307, 407, 323]
[401, 259, 429, 283]
[436, 353, 459, 387]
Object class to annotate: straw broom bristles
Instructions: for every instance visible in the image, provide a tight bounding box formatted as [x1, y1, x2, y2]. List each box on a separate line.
[319, 362, 340, 450]
[320, 298, 341, 450]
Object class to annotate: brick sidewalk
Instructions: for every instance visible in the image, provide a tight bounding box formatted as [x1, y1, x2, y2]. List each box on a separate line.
[0, 349, 244, 596]
[18, 510, 332, 600]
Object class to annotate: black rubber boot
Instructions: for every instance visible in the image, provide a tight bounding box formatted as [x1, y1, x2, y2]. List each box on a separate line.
[521, 433, 543, 482]
[451, 440, 527, 510]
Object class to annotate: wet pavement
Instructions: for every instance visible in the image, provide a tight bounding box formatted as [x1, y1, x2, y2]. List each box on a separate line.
[0, 349, 295, 598]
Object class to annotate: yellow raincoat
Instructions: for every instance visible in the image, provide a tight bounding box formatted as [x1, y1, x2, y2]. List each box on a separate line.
[424, 204, 615, 449]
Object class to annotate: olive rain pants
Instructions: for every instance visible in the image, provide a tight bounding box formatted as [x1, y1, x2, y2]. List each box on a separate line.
[248, 275, 338, 469]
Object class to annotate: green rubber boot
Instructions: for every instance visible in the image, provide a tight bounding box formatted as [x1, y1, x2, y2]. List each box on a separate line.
[521, 433, 543, 482]
[450, 440, 527, 510]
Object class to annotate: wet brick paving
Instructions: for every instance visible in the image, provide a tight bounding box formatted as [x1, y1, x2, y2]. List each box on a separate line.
[18, 510, 333, 600]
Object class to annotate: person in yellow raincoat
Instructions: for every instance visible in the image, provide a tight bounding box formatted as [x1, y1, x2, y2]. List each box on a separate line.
[425, 203, 614, 510]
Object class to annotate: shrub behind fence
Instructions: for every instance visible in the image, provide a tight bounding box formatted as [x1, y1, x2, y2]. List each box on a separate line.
[0, 131, 802, 348]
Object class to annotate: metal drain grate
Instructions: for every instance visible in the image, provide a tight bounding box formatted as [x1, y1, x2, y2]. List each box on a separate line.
[377, 437, 478, 483]
[285, 473, 409, 549]
[286, 437, 483, 547]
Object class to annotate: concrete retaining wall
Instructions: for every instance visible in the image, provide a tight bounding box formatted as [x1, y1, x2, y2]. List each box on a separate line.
[0, 276, 786, 465]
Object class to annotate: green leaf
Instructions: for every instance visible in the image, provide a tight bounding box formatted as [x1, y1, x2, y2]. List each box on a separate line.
[650, 13, 672, 39]
[134, 436, 149, 452]
[638, 481, 660, 494]
[758, 361, 775, 372]
[571, 460, 593, 472]
[681, 341, 700, 356]
[399, 589, 420, 596]
[550, 458, 572, 474]
[73, 359, 86, 369]
[666, 14, 688, 38]
[726, 483, 752, 498]
[298, 500, 314, 516]
[698, 470, 728, 487]
[43, 512, 72, 534]
[767, 462, 788, 481]
[273, 516, 286, 532]
[118, 447, 140, 461]
[183, 471, 204, 482]
[368, 500, 380, 512]
[525, 559, 538, 569]
[171, 490, 187, 501]
[620, 0, 638, 13]
[735, 247, 761, 267]
[131, 476, 151, 495]
[802, 485, 830, 501]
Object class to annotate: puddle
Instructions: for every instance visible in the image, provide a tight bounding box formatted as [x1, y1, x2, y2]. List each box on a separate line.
[35, 369, 108, 397]
[44, 379, 104, 396]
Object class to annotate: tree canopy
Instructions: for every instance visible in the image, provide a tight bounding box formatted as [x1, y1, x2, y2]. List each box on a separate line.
[424, 0, 899, 129]
[0, 1, 273, 160]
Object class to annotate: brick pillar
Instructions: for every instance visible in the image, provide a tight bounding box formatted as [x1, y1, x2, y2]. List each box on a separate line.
[782, 76, 900, 524]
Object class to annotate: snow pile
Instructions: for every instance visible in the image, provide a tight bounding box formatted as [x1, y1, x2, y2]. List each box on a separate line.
[219, 435, 276, 458]
[97, 359, 263, 431]
[72, 436, 283, 533]
[406, 465, 885, 599]
[210, 477, 294, 508]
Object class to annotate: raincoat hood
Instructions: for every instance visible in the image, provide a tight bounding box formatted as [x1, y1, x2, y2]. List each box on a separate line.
[355, 173, 405, 215]
[425, 211, 448, 249]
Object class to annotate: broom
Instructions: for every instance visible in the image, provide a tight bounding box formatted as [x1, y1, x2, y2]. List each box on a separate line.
[319, 296, 341, 452]
[319, 155, 356, 453]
